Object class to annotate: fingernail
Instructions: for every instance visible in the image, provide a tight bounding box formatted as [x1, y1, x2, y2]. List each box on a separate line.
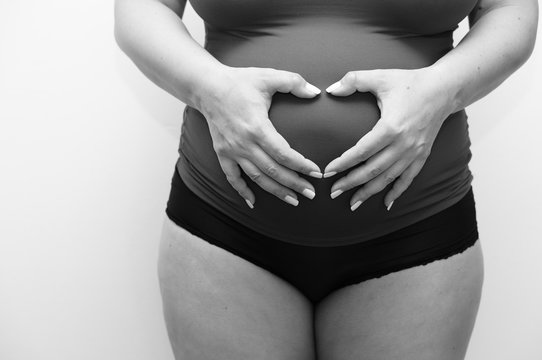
[386, 200, 394, 211]
[305, 83, 321, 95]
[330, 189, 343, 199]
[309, 171, 323, 178]
[245, 199, 254, 209]
[302, 189, 316, 199]
[351, 200, 362, 211]
[284, 195, 299, 206]
[326, 81, 340, 93]
[323, 171, 337, 178]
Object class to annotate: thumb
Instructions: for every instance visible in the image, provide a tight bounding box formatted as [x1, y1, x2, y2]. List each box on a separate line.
[326, 70, 382, 96]
[264, 69, 321, 98]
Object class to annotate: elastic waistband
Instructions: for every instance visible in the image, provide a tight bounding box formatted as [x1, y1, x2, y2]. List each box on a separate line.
[166, 165, 478, 248]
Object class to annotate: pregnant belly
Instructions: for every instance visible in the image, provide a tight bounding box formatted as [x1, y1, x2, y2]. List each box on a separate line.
[204, 20, 454, 166]
[269, 91, 379, 168]
[177, 20, 473, 245]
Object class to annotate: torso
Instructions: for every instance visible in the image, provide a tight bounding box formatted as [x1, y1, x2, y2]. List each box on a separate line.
[177, 0, 478, 246]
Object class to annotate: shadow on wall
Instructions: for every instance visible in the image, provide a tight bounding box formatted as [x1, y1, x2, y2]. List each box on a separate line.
[465, 60, 535, 147]
[113, 48, 186, 140]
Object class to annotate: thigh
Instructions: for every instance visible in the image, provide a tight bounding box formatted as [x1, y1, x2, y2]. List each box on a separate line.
[314, 240, 484, 360]
[157, 215, 316, 360]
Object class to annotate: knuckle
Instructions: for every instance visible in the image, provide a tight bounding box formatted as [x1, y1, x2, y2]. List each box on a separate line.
[248, 172, 262, 182]
[374, 69, 391, 89]
[249, 124, 266, 141]
[344, 71, 358, 84]
[422, 147, 431, 158]
[213, 143, 229, 156]
[234, 137, 252, 153]
[370, 167, 382, 177]
[214, 137, 249, 156]
[354, 150, 368, 162]
[382, 121, 403, 136]
[384, 173, 396, 184]
[290, 73, 304, 86]
[415, 144, 430, 158]
[402, 137, 416, 150]
[237, 123, 259, 141]
[264, 165, 278, 177]
[274, 147, 290, 164]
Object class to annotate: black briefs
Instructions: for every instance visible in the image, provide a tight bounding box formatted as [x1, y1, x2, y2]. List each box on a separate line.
[165, 166, 479, 304]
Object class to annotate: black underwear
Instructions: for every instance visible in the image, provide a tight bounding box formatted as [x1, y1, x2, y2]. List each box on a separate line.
[165, 166, 479, 304]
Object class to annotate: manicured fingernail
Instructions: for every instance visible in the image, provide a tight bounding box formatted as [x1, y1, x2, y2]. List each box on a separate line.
[284, 195, 299, 206]
[351, 200, 362, 211]
[330, 189, 343, 199]
[245, 199, 254, 209]
[386, 200, 394, 211]
[326, 81, 340, 93]
[305, 83, 321, 95]
[309, 171, 323, 178]
[323, 171, 337, 178]
[302, 189, 316, 199]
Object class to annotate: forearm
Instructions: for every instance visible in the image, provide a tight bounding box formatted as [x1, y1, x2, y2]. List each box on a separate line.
[114, 0, 230, 112]
[428, 0, 538, 114]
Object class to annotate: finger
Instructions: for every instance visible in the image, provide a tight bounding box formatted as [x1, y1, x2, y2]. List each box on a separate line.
[324, 120, 395, 177]
[349, 158, 412, 211]
[258, 121, 323, 178]
[250, 147, 316, 199]
[330, 144, 405, 195]
[325, 69, 384, 96]
[262, 68, 321, 98]
[238, 158, 300, 206]
[383, 158, 427, 209]
[217, 155, 256, 208]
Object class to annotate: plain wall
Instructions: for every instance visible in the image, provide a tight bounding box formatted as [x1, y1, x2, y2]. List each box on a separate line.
[0, 1, 540, 359]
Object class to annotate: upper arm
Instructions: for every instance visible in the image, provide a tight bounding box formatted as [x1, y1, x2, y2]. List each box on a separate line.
[468, 0, 539, 28]
[115, 0, 188, 18]
[156, 0, 188, 18]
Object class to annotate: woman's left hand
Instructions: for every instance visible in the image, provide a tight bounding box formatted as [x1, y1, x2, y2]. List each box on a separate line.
[324, 66, 457, 211]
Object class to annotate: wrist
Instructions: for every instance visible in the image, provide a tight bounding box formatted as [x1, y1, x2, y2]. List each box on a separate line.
[188, 63, 237, 116]
[423, 63, 463, 115]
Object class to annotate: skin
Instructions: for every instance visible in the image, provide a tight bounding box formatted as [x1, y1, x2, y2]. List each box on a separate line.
[158, 214, 483, 360]
[115, 0, 537, 210]
[115, 0, 537, 358]
[157, 216, 316, 360]
[200, 67, 322, 207]
[114, 0, 324, 208]
[324, 0, 539, 210]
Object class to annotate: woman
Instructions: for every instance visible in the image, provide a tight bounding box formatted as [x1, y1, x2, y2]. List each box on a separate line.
[114, 0, 538, 358]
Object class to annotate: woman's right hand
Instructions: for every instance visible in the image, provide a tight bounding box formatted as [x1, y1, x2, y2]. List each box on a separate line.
[197, 65, 323, 209]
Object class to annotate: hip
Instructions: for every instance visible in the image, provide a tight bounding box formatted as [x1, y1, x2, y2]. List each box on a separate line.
[175, 106, 475, 246]
[172, 149, 474, 246]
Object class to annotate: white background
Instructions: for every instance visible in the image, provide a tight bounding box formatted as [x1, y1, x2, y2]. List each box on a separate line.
[0, 1, 540, 359]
